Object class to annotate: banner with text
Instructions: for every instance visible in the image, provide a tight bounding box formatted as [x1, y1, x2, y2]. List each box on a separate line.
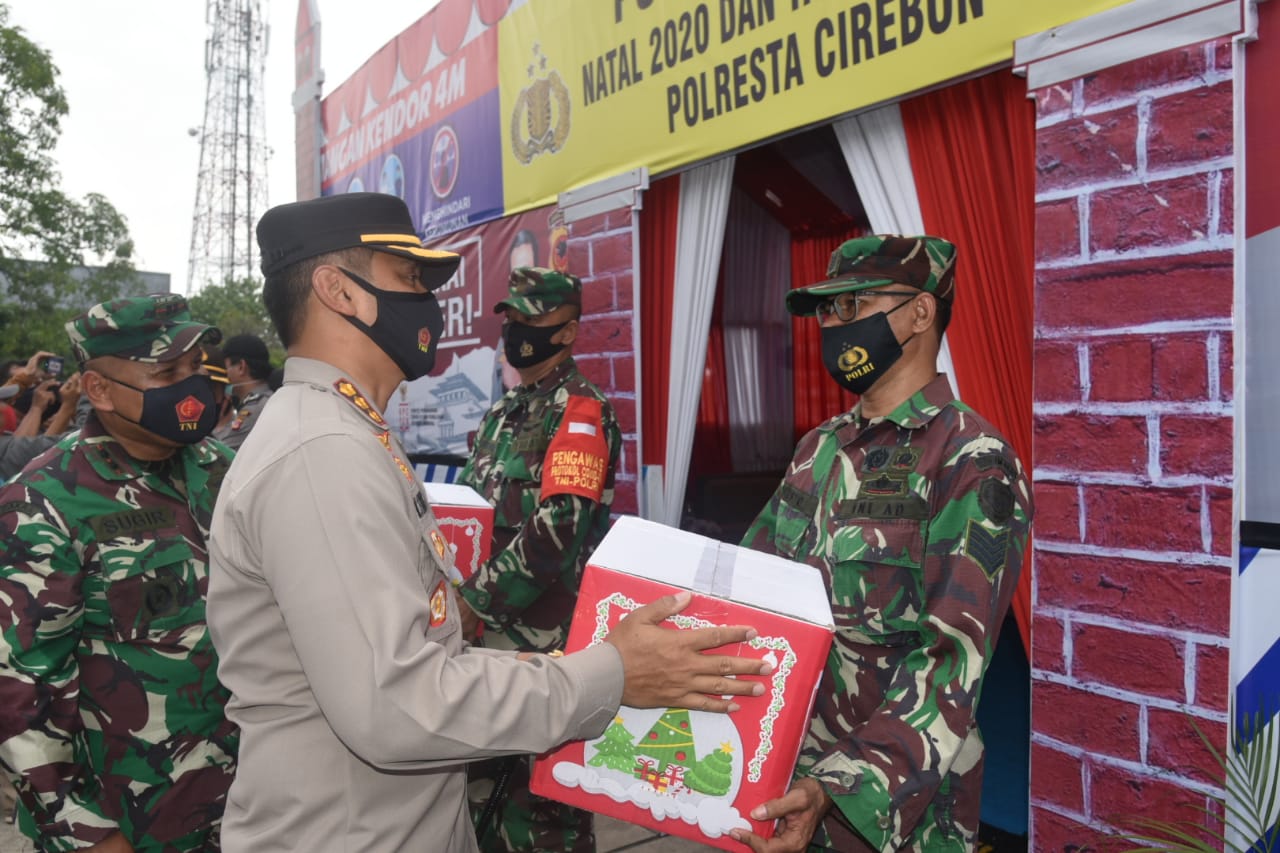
[320, 22, 504, 238]
[390, 203, 565, 457]
[498, 0, 1131, 213]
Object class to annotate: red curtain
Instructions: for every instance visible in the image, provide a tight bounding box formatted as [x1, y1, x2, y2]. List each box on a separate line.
[639, 174, 680, 468]
[900, 71, 1036, 653]
[790, 231, 862, 440]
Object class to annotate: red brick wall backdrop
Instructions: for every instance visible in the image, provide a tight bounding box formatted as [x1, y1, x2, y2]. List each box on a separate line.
[564, 210, 639, 517]
[1030, 39, 1234, 849]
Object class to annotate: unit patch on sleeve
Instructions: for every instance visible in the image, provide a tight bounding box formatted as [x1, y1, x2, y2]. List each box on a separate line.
[428, 580, 449, 627]
[541, 395, 609, 502]
[978, 478, 1015, 525]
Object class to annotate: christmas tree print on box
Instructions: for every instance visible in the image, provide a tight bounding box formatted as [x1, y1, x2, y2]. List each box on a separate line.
[530, 517, 834, 852]
[586, 708, 742, 799]
[541, 585, 810, 848]
[550, 705, 750, 838]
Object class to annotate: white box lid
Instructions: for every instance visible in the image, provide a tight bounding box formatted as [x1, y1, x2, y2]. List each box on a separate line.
[424, 482, 491, 509]
[589, 516, 834, 629]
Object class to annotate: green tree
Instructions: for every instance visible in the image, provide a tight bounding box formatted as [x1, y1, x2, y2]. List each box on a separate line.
[588, 717, 638, 772]
[187, 276, 282, 363]
[0, 3, 136, 359]
[635, 708, 696, 772]
[685, 742, 735, 797]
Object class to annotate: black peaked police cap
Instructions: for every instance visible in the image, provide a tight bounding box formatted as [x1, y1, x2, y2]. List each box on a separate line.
[256, 193, 461, 290]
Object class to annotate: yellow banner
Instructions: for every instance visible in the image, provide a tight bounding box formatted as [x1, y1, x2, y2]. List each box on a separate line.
[498, 0, 1130, 213]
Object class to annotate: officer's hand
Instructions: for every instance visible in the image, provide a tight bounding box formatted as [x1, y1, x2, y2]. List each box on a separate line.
[730, 777, 832, 852]
[604, 591, 769, 712]
[456, 596, 481, 640]
[85, 830, 136, 852]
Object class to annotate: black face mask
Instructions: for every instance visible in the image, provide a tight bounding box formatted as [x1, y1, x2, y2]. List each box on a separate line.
[107, 372, 219, 444]
[340, 267, 445, 381]
[820, 298, 915, 395]
[503, 320, 570, 369]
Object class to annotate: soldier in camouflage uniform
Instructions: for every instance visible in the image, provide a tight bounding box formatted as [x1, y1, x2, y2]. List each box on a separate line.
[731, 236, 1033, 853]
[458, 267, 622, 853]
[0, 294, 238, 852]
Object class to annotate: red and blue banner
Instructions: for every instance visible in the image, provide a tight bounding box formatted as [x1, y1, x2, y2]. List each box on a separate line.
[320, 21, 504, 238]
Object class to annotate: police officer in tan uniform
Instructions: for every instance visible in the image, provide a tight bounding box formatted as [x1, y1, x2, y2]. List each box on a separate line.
[212, 334, 274, 450]
[206, 193, 772, 853]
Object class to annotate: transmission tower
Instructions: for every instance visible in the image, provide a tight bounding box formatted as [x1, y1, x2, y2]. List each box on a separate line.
[188, 0, 270, 293]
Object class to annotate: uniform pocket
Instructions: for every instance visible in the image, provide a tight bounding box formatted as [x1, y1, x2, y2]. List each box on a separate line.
[98, 537, 203, 642]
[770, 482, 819, 560]
[827, 518, 925, 643]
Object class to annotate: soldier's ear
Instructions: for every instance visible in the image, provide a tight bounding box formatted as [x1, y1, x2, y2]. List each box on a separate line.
[911, 293, 937, 335]
[554, 318, 578, 347]
[81, 368, 117, 412]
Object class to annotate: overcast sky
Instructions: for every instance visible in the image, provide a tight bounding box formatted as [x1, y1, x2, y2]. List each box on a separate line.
[7, 0, 440, 291]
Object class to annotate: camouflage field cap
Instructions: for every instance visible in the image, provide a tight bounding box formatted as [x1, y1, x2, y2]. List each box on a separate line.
[67, 293, 221, 364]
[256, 192, 461, 290]
[493, 266, 583, 316]
[785, 234, 958, 317]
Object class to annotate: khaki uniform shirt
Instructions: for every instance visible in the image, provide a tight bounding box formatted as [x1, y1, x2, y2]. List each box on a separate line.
[207, 357, 623, 853]
[212, 385, 273, 450]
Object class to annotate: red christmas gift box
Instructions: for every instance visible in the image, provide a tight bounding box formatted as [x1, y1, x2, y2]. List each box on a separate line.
[531, 516, 834, 851]
[423, 482, 493, 582]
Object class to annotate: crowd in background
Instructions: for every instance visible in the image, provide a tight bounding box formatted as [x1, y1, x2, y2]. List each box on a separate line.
[0, 350, 89, 479]
[0, 337, 281, 481]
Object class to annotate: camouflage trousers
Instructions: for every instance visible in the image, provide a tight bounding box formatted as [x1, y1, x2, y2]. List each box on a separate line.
[467, 754, 594, 853]
[806, 773, 978, 852]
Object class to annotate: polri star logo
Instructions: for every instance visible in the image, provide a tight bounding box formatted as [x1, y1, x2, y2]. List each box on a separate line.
[510, 43, 571, 165]
[836, 346, 870, 374]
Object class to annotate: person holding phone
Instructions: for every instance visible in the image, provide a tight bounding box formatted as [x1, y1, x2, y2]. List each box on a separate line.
[40, 355, 65, 378]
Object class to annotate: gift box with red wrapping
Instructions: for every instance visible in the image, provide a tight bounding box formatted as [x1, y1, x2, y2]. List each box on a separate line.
[531, 516, 834, 851]
[423, 482, 493, 582]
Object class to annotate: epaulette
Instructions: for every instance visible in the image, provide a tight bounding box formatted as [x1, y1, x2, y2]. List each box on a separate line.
[333, 378, 389, 429]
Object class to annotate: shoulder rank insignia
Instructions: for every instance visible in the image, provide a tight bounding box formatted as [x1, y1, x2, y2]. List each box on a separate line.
[375, 430, 417, 485]
[334, 378, 388, 428]
[430, 529, 449, 559]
